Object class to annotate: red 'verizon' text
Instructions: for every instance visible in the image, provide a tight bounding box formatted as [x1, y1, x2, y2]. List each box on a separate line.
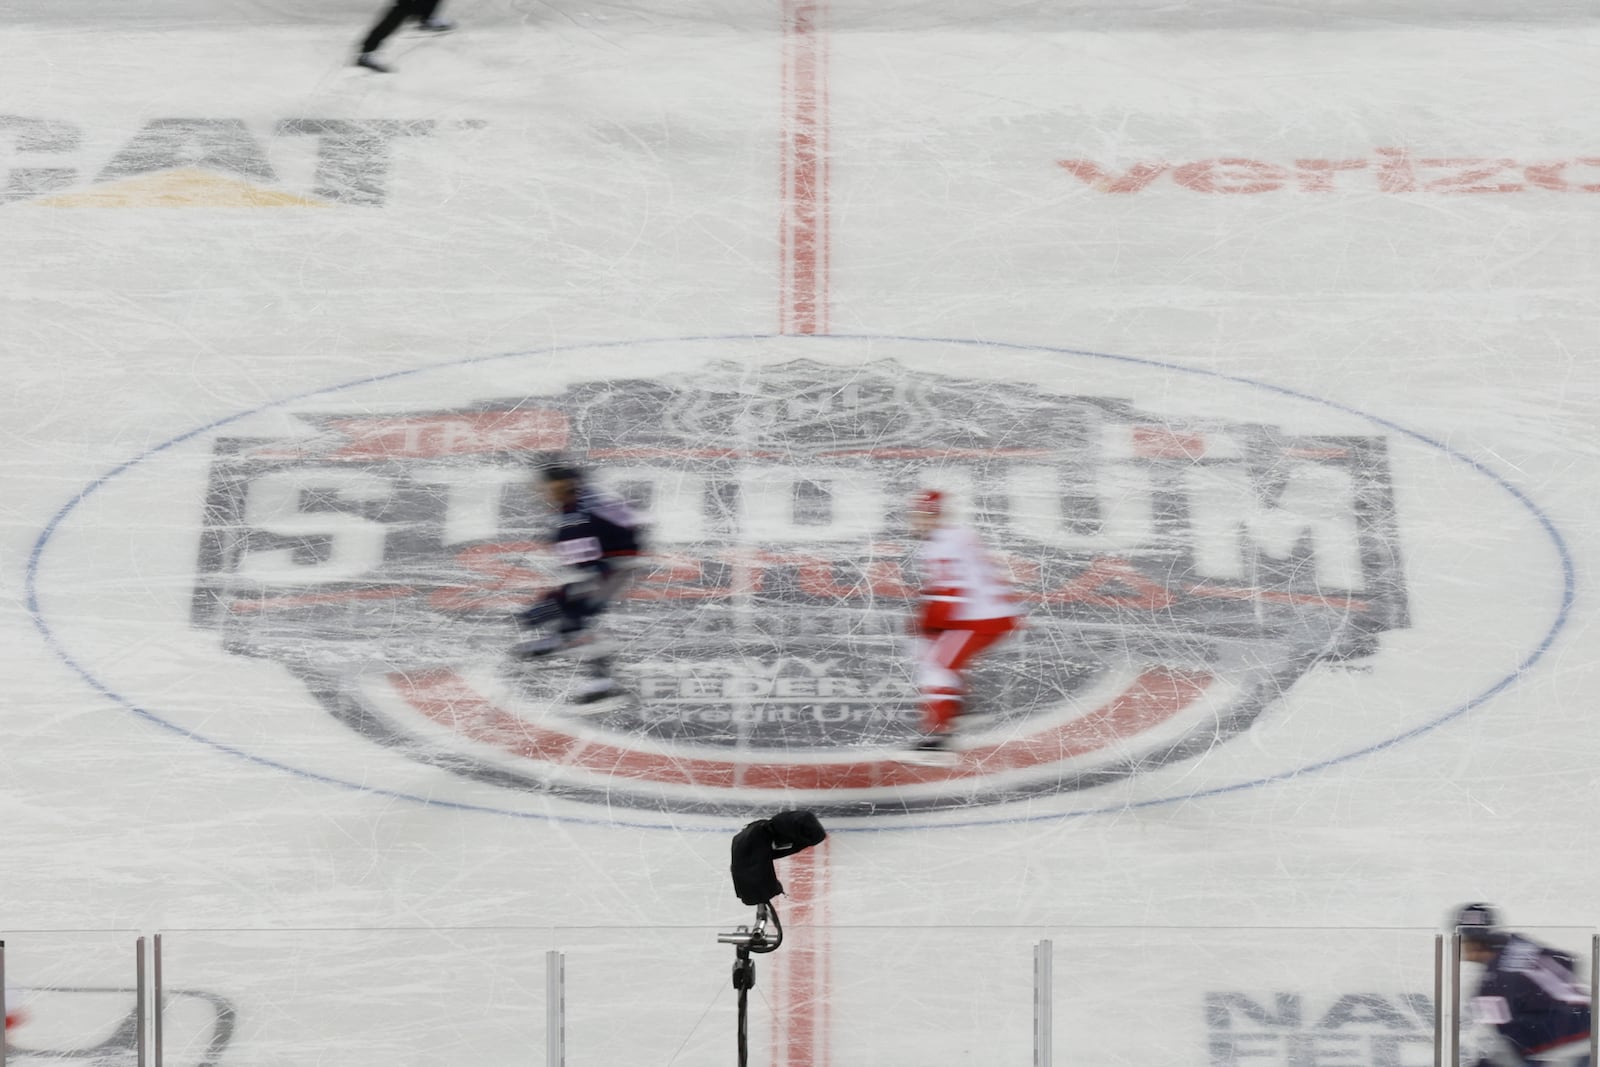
[1058, 151, 1600, 194]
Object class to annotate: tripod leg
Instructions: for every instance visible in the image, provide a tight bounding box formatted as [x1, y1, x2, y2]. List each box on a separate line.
[732, 947, 755, 1067]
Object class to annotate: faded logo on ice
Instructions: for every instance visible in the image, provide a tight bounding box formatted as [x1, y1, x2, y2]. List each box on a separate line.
[1, 116, 478, 206]
[6, 986, 236, 1067]
[1205, 990, 1435, 1067]
[189, 358, 1409, 817]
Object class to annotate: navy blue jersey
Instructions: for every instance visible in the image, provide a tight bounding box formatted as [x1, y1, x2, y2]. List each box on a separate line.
[1471, 935, 1591, 1060]
[552, 486, 642, 576]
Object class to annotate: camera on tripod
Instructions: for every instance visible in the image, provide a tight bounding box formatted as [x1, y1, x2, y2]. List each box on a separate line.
[716, 811, 827, 1065]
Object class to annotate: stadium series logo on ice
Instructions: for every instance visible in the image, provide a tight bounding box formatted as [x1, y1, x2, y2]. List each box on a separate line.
[189, 349, 1413, 818]
[29, 336, 1570, 825]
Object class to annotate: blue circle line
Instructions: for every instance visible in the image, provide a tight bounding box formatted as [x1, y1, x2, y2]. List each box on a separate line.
[24, 332, 1576, 834]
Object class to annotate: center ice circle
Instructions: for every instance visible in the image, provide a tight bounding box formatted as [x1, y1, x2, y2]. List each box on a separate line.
[26, 334, 1573, 829]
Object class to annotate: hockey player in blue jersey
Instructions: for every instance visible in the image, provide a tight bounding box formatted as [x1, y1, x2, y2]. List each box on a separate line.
[512, 461, 644, 704]
[1455, 903, 1592, 1067]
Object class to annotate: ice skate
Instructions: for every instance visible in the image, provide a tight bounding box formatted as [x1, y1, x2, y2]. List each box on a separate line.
[419, 17, 455, 31]
[511, 631, 594, 661]
[566, 675, 627, 710]
[895, 732, 960, 767]
[355, 51, 392, 72]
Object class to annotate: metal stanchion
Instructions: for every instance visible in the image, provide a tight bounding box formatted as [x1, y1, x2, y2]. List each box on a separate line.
[153, 934, 163, 1067]
[135, 936, 148, 1067]
[2, 939, 8, 1067]
[1590, 934, 1597, 1067]
[1449, 933, 1462, 1067]
[1433, 934, 1443, 1067]
[545, 950, 565, 1067]
[717, 903, 781, 1067]
[1033, 940, 1053, 1067]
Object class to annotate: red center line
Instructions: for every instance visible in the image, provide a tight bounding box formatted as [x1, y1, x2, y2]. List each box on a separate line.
[780, 0, 830, 335]
[772, 842, 829, 1067]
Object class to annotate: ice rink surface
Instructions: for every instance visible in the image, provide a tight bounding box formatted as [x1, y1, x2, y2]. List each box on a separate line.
[4, 0, 1599, 1063]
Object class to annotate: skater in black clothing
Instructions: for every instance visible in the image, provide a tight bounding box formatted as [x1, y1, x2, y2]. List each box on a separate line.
[356, 0, 455, 73]
[512, 462, 645, 704]
[1454, 903, 1592, 1067]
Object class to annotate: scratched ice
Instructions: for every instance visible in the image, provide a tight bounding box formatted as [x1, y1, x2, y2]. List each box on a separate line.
[4, 0, 1598, 1064]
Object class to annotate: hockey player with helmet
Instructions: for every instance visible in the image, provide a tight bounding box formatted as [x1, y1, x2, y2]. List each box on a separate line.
[898, 489, 1024, 765]
[512, 461, 644, 704]
[1455, 903, 1593, 1067]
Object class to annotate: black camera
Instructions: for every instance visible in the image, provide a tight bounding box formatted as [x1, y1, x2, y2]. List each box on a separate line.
[729, 810, 827, 907]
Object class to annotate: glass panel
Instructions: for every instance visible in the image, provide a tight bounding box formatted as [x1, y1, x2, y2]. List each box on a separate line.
[828, 926, 1034, 1063]
[560, 928, 731, 1063]
[159, 928, 553, 1067]
[1041, 927, 1441, 1066]
[2, 930, 144, 1067]
[559, 924, 1035, 1064]
[24, 924, 1571, 1066]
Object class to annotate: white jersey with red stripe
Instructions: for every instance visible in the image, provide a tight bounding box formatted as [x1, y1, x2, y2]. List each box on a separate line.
[915, 524, 1022, 627]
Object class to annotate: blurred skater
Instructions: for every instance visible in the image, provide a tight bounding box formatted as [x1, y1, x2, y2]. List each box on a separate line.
[512, 461, 644, 704]
[898, 490, 1024, 765]
[355, 0, 455, 73]
[1454, 903, 1592, 1067]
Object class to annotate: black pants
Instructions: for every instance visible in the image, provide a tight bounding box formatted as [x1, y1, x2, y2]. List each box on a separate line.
[516, 569, 634, 637]
[361, 0, 443, 54]
[515, 569, 634, 679]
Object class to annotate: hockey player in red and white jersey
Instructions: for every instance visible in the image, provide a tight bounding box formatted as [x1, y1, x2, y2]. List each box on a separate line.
[899, 489, 1024, 765]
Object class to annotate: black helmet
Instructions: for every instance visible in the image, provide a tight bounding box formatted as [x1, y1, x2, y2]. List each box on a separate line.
[1453, 902, 1503, 944]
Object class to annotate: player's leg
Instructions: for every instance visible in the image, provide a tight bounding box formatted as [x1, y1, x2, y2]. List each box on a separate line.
[515, 569, 636, 704]
[414, 0, 455, 31]
[900, 629, 983, 763]
[918, 629, 972, 730]
[356, 1, 410, 70]
[901, 623, 1015, 763]
[567, 569, 635, 703]
[512, 584, 595, 659]
[922, 625, 1013, 726]
[513, 594, 563, 630]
